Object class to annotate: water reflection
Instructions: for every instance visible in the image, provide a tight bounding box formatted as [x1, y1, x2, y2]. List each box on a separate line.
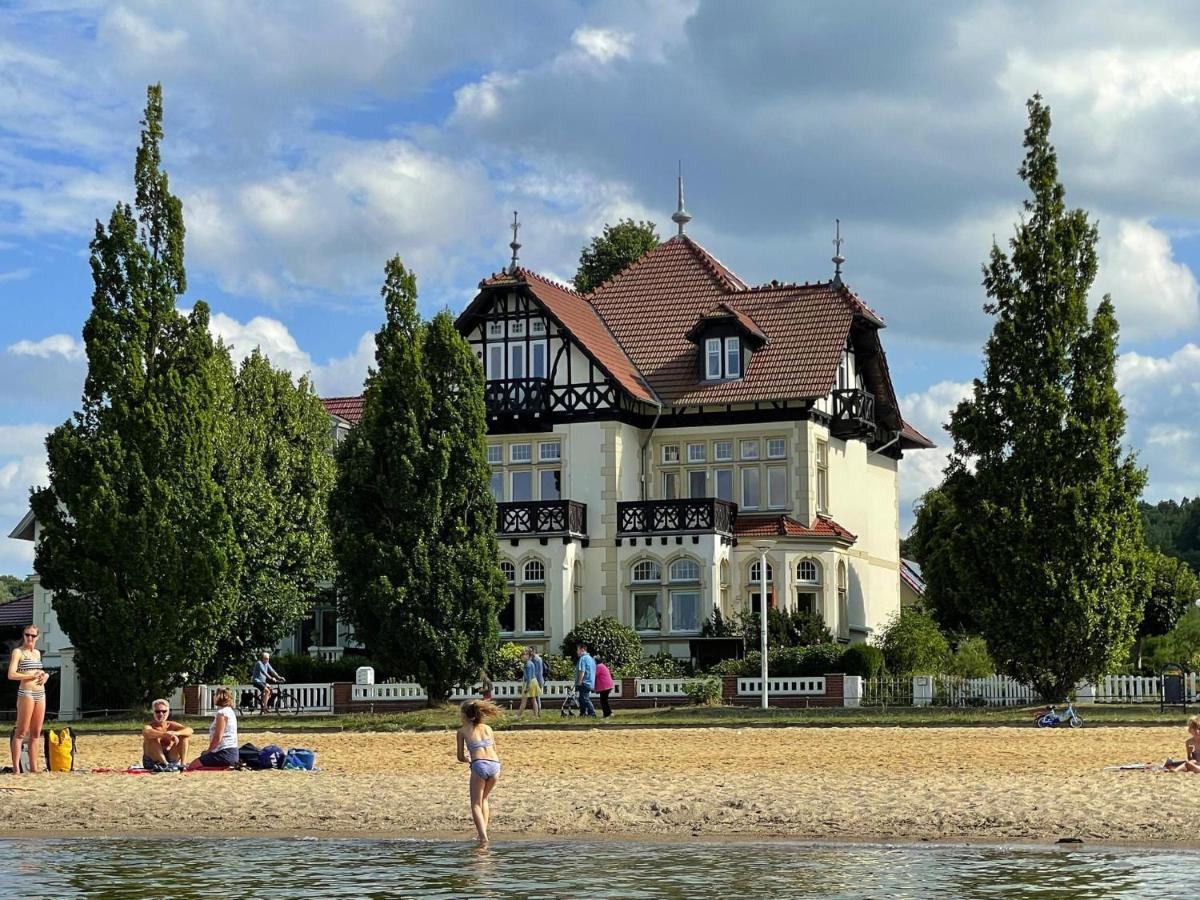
[0, 837, 1189, 899]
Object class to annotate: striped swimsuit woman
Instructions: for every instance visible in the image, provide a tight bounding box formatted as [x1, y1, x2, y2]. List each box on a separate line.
[16, 654, 45, 701]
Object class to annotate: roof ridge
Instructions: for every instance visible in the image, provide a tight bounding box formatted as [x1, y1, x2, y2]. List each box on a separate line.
[832, 280, 886, 327]
[680, 234, 747, 292]
[516, 266, 582, 296]
[741, 278, 829, 294]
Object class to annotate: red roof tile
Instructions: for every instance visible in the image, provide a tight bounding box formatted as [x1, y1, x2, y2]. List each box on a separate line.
[321, 396, 364, 424]
[686, 302, 768, 345]
[899, 420, 936, 449]
[734, 514, 857, 542]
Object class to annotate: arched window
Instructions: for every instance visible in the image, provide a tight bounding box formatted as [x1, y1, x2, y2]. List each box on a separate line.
[797, 559, 819, 585]
[523, 560, 545, 584]
[499, 560, 516, 585]
[518, 559, 546, 635]
[669, 559, 700, 583]
[632, 560, 661, 583]
[748, 559, 774, 584]
[837, 561, 849, 641]
[796, 559, 821, 617]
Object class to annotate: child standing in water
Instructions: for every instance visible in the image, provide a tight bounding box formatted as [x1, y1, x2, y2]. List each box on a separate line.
[456, 699, 502, 845]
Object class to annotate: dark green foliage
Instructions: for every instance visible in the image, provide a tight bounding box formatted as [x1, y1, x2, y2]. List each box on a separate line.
[685, 677, 723, 706]
[1140, 498, 1200, 574]
[573, 219, 660, 293]
[739, 644, 847, 677]
[206, 351, 336, 679]
[908, 488, 979, 633]
[330, 259, 503, 702]
[879, 610, 950, 675]
[841, 643, 885, 678]
[1142, 609, 1200, 672]
[1139, 550, 1200, 639]
[946, 636, 995, 679]
[561, 615, 642, 670]
[615, 650, 689, 679]
[919, 96, 1147, 700]
[740, 607, 833, 649]
[31, 85, 239, 705]
[700, 608, 736, 637]
[489, 642, 528, 682]
[0, 575, 33, 601]
[271, 652, 378, 684]
[541, 654, 576, 681]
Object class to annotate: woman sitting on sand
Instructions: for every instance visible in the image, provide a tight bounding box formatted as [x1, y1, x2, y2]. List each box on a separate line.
[187, 686, 239, 770]
[1166, 715, 1200, 772]
[456, 699, 502, 845]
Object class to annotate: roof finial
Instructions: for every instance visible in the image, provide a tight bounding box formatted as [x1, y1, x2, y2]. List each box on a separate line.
[831, 218, 845, 286]
[671, 161, 692, 236]
[507, 210, 521, 274]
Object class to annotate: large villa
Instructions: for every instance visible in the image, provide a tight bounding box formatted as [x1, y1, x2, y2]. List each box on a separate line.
[10, 196, 932, 677]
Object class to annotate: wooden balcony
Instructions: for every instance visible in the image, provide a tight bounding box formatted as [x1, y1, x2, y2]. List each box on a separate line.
[496, 499, 587, 543]
[831, 389, 876, 439]
[485, 377, 551, 418]
[616, 498, 737, 539]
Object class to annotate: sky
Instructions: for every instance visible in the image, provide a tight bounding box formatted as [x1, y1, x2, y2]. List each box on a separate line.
[2, 1, 1200, 574]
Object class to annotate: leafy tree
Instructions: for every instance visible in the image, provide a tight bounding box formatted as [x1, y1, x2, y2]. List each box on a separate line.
[1133, 549, 1200, 668]
[330, 258, 502, 703]
[841, 643, 885, 678]
[573, 219, 659, 293]
[1140, 498, 1200, 573]
[908, 487, 978, 632]
[878, 610, 950, 675]
[31, 85, 238, 705]
[561, 615, 642, 669]
[206, 350, 336, 679]
[946, 636, 995, 679]
[0, 575, 33, 602]
[926, 96, 1147, 701]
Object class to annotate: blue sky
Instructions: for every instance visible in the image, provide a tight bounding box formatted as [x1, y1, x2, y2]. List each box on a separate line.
[3, 1, 1200, 573]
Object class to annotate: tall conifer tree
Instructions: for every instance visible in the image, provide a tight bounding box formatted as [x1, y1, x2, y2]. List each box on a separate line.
[930, 96, 1147, 700]
[31, 85, 238, 704]
[330, 259, 501, 701]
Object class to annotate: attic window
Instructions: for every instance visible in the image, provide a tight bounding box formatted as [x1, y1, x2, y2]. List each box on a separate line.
[704, 336, 744, 381]
[705, 339, 721, 379]
[724, 337, 741, 378]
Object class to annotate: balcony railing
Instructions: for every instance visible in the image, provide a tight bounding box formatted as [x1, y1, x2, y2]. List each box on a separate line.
[831, 388, 876, 439]
[497, 499, 587, 538]
[485, 378, 550, 417]
[616, 498, 737, 537]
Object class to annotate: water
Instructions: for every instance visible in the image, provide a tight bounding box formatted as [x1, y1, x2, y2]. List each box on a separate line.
[0, 837, 1191, 898]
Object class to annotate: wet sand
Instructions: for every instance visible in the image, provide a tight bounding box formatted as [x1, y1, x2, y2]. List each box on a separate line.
[3, 726, 1199, 845]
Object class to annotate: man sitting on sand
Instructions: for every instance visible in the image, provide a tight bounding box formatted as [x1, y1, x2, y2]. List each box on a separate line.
[141, 699, 193, 771]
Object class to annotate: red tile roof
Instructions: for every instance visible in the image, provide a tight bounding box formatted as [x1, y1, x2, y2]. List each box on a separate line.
[321, 396, 364, 424]
[734, 514, 857, 543]
[899, 420, 936, 449]
[686, 302, 768, 345]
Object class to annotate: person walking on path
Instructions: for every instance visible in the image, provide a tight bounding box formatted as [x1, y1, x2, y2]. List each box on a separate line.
[516, 650, 541, 719]
[574, 642, 597, 717]
[456, 699, 502, 846]
[531, 646, 546, 693]
[8, 624, 48, 773]
[593, 654, 615, 719]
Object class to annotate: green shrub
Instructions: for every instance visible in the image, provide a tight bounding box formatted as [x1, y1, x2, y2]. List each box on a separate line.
[489, 642, 527, 681]
[616, 651, 688, 679]
[947, 636, 994, 678]
[707, 657, 748, 676]
[740, 607, 833, 649]
[273, 652, 379, 683]
[700, 608, 737, 637]
[739, 643, 846, 677]
[542, 654, 576, 681]
[685, 677, 723, 706]
[841, 644, 885, 678]
[561, 616, 642, 670]
[878, 610, 950, 675]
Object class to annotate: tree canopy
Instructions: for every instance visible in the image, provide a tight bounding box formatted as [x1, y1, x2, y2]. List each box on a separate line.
[330, 258, 502, 702]
[1140, 498, 1200, 574]
[917, 96, 1147, 701]
[573, 219, 659, 293]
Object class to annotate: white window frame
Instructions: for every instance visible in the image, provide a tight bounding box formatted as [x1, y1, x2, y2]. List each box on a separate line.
[487, 345, 504, 380]
[714, 467, 734, 502]
[539, 468, 560, 501]
[705, 338, 722, 379]
[816, 441, 829, 514]
[508, 343, 525, 379]
[510, 443, 532, 463]
[740, 439, 760, 460]
[767, 465, 787, 510]
[687, 469, 707, 499]
[687, 442, 706, 463]
[633, 591, 663, 633]
[538, 441, 561, 462]
[522, 590, 546, 635]
[741, 467, 760, 510]
[669, 558, 701, 583]
[530, 340, 548, 378]
[531, 318, 547, 335]
[797, 559, 820, 585]
[510, 319, 526, 337]
[632, 560, 661, 583]
[714, 440, 733, 461]
[487, 321, 504, 338]
[767, 438, 786, 459]
[500, 560, 516, 584]
[661, 471, 679, 501]
[662, 444, 680, 464]
[522, 559, 545, 584]
[510, 470, 534, 502]
[724, 337, 741, 378]
[486, 445, 503, 465]
[490, 471, 504, 501]
[748, 559, 774, 583]
[668, 590, 701, 633]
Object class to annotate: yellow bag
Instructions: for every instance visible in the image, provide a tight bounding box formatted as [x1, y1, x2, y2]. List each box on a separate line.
[46, 727, 75, 772]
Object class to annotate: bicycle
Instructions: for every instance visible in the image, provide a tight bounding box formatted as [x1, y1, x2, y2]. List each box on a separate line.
[1036, 700, 1083, 728]
[238, 683, 300, 716]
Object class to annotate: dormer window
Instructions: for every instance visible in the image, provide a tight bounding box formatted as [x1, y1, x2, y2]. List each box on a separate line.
[705, 339, 721, 379]
[724, 337, 741, 378]
[687, 302, 767, 382]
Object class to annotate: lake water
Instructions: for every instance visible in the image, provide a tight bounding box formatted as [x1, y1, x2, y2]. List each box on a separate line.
[0, 837, 1190, 898]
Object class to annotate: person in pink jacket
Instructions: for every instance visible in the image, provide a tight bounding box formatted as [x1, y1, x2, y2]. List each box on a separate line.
[593, 653, 615, 719]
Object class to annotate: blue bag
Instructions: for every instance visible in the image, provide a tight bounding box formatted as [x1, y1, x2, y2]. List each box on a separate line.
[258, 744, 285, 769]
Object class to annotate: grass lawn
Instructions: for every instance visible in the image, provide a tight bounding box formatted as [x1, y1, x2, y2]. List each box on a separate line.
[50, 702, 1199, 735]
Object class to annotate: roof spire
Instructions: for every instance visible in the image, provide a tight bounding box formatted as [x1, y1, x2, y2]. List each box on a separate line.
[671, 161, 692, 236]
[507, 210, 521, 274]
[831, 218, 845, 286]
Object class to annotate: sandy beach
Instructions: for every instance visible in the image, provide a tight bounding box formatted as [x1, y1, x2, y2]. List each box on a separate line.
[2, 725, 1199, 845]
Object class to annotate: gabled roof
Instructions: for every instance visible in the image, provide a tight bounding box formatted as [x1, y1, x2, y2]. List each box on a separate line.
[900, 558, 926, 595]
[462, 267, 658, 404]
[899, 421, 936, 450]
[734, 514, 857, 543]
[8, 509, 35, 542]
[685, 302, 768, 346]
[321, 396, 365, 425]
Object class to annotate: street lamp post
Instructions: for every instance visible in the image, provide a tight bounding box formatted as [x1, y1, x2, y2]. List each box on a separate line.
[752, 540, 776, 710]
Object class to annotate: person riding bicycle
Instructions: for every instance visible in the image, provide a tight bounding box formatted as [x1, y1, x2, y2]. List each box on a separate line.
[250, 651, 285, 714]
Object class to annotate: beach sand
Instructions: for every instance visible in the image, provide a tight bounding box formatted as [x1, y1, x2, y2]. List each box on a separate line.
[3, 725, 1199, 845]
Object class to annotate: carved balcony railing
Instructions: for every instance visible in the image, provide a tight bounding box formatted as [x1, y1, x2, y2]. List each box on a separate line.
[497, 500, 587, 539]
[616, 498, 737, 537]
[485, 378, 551, 418]
[831, 388, 876, 439]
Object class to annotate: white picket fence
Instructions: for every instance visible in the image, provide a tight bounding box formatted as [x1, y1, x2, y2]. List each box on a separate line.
[200, 682, 334, 715]
[932, 675, 1040, 707]
[352, 680, 624, 704]
[1083, 672, 1200, 704]
[737, 676, 826, 697]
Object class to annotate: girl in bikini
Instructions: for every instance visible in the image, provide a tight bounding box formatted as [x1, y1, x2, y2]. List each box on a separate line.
[1166, 715, 1200, 772]
[8, 624, 48, 774]
[456, 698, 502, 845]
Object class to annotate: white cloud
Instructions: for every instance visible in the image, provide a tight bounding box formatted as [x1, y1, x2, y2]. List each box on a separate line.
[0, 267, 31, 282]
[0, 423, 51, 575]
[1093, 218, 1200, 341]
[897, 380, 973, 530]
[571, 27, 633, 64]
[7, 334, 84, 361]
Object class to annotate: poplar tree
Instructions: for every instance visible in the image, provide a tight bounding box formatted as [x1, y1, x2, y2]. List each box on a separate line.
[330, 259, 501, 701]
[31, 85, 238, 704]
[207, 350, 336, 678]
[931, 96, 1147, 701]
